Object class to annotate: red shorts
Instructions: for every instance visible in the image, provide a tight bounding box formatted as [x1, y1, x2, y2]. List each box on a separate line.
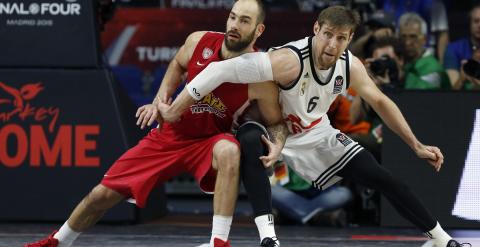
[101, 127, 239, 208]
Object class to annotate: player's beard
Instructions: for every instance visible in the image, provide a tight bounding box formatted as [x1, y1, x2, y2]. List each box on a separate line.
[224, 29, 256, 52]
[318, 54, 337, 69]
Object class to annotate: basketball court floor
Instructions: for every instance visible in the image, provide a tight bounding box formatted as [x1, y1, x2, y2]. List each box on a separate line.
[6, 215, 479, 247]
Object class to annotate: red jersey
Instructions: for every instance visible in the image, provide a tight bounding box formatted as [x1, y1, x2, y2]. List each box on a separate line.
[163, 32, 249, 139]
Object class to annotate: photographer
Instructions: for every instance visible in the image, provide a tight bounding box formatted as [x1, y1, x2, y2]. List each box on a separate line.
[365, 37, 405, 90]
[444, 4, 480, 90]
[350, 10, 395, 59]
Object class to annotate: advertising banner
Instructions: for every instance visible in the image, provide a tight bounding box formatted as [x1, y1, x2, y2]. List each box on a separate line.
[381, 91, 480, 228]
[0, 69, 135, 221]
[0, 0, 101, 68]
[101, 8, 316, 70]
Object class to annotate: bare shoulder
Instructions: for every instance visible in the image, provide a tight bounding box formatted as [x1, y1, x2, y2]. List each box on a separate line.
[176, 31, 208, 66]
[269, 48, 301, 86]
[184, 31, 208, 48]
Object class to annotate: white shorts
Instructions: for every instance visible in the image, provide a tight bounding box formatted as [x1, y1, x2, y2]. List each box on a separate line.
[281, 121, 364, 190]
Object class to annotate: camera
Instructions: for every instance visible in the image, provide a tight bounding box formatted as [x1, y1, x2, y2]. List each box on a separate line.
[370, 55, 397, 77]
[463, 59, 480, 80]
[369, 55, 402, 90]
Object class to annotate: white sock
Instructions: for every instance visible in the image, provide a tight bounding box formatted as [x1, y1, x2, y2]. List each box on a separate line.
[210, 215, 232, 246]
[255, 214, 279, 245]
[53, 221, 81, 247]
[424, 222, 452, 247]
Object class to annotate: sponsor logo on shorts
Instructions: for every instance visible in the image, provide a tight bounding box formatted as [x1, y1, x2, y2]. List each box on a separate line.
[336, 133, 352, 146]
[333, 75, 343, 94]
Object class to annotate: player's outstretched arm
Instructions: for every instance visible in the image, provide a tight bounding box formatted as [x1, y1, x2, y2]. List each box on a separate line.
[159, 48, 300, 122]
[185, 52, 274, 100]
[349, 55, 444, 171]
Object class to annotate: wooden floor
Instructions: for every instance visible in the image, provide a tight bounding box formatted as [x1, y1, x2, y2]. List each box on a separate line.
[5, 215, 480, 247]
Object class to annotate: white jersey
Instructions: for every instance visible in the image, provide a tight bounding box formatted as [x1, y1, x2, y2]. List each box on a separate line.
[272, 36, 352, 135]
[272, 37, 363, 190]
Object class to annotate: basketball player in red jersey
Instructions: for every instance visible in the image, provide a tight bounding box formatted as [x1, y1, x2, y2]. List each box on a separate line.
[24, 1, 286, 247]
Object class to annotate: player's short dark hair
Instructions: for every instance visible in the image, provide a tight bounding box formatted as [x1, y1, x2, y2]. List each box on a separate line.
[254, 0, 266, 24]
[235, 0, 266, 24]
[316, 6, 360, 34]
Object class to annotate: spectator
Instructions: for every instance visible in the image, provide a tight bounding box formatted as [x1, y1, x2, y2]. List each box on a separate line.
[379, 0, 449, 63]
[270, 161, 352, 226]
[444, 4, 480, 90]
[328, 91, 380, 161]
[399, 13, 451, 90]
[366, 36, 405, 90]
[350, 10, 395, 59]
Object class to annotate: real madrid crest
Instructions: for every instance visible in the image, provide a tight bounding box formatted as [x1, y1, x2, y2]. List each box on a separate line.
[300, 81, 307, 96]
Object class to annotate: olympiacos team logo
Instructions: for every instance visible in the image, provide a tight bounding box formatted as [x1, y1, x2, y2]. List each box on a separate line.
[202, 48, 213, 60]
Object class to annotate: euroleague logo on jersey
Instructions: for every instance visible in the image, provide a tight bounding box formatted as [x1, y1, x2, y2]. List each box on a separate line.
[0, 82, 100, 168]
[336, 133, 352, 146]
[333, 75, 343, 94]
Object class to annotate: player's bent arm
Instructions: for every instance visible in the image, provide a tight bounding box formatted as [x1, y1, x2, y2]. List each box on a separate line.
[269, 48, 302, 87]
[250, 82, 289, 147]
[154, 31, 207, 103]
[349, 56, 422, 152]
[137, 32, 205, 128]
[250, 82, 289, 167]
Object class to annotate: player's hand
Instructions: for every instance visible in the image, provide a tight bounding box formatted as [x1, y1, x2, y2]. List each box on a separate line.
[414, 143, 444, 172]
[156, 96, 179, 122]
[260, 135, 282, 168]
[135, 104, 161, 130]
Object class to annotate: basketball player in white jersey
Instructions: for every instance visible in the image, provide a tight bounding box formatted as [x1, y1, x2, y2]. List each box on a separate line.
[158, 6, 471, 247]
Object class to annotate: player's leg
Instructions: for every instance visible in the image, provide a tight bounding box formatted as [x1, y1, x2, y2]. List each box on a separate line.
[58, 185, 125, 247]
[337, 150, 467, 247]
[236, 122, 279, 246]
[67, 185, 124, 232]
[23, 184, 124, 247]
[24, 130, 183, 247]
[206, 139, 241, 246]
